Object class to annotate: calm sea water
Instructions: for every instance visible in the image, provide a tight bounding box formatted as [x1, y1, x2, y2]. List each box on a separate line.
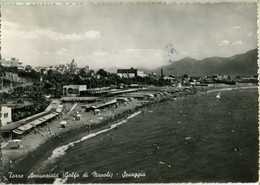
[38, 88, 258, 183]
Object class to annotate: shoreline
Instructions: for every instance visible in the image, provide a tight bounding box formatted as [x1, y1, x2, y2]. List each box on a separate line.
[2, 84, 257, 183]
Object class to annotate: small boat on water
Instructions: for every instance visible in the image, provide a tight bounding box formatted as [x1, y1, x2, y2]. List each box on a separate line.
[127, 149, 135, 154]
[216, 92, 221, 99]
[147, 150, 153, 155]
[159, 161, 165, 165]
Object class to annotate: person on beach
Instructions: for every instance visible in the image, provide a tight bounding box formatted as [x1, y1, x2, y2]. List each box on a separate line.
[85, 122, 91, 133]
[51, 132, 56, 138]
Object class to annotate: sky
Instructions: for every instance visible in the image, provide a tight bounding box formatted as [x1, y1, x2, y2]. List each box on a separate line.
[1, 3, 258, 70]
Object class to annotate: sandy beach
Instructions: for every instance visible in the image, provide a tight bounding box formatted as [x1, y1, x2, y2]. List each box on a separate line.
[2, 84, 257, 183]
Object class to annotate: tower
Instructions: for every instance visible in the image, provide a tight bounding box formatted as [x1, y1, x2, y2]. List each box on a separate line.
[161, 68, 164, 78]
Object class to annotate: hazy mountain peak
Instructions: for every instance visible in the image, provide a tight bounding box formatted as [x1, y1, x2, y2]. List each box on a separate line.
[150, 49, 257, 76]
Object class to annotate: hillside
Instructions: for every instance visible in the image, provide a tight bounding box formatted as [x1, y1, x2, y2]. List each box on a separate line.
[151, 49, 258, 76]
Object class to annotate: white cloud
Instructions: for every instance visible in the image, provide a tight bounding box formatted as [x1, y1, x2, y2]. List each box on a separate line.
[2, 21, 101, 41]
[56, 48, 69, 55]
[22, 29, 100, 41]
[82, 30, 101, 40]
[2, 21, 21, 29]
[231, 25, 241, 29]
[231, 40, 243, 46]
[42, 51, 50, 55]
[219, 40, 230, 46]
[19, 48, 165, 69]
[219, 40, 243, 47]
[92, 51, 109, 57]
[124, 48, 163, 56]
[180, 51, 188, 55]
[73, 49, 165, 69]
[126, 35, 132, 39]
[246, 32, 254, 37]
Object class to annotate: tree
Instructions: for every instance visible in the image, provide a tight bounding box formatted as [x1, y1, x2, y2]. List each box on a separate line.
[97, 69, 108, 77]
[79, 68, 88, 77]
[183, 74, 189, 79]
[69, 59, 77, 74]
[17, 99, 24, 104]
[0, 64, 6, 75]
[44, 81, 53, 89]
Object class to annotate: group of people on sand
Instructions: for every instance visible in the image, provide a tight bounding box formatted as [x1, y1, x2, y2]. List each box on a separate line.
[35, 126, 57, 137]
[25, 124, 59, 138]
[85, 119, 93, 133]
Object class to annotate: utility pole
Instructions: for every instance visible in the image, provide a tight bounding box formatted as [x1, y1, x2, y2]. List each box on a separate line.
[1, 73, 3, 90]
[10, 74, 13, 90]
[40, 76, 42, 92]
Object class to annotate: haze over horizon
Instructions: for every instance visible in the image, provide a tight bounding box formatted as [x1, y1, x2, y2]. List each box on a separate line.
[2, 4, 257, 69]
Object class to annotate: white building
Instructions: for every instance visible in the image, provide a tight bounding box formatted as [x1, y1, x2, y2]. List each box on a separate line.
[1, 106, 12, 126]
[4, 72, 21, 82]
[117, 68, 137, 78]
[84, 66, 90, 73]
[63, 85, 87, 96]
[0, 58, 24, 70]
[137, 70, 147, 77]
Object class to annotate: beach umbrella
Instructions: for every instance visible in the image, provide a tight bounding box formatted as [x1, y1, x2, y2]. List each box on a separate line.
[45, 95, 51, 99]
[60, 121, 67, 128]
[60, 121, 67, 125]
[94, 109, 100, 115]
[149, 94, 155, 98]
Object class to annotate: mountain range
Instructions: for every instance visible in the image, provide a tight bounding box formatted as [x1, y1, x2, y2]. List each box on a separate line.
[102, 49, 258, 76]
[150, 49, 258, 76]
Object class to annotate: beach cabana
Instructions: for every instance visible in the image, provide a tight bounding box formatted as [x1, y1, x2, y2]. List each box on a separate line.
[29, 118, 46, 127]
[56, 105, 64, 113]
[12, 123, 34, 135]
[18, 123, 33, 131]
[2, 110, 60, 140]
[84, 104, 94, 112]
[141, 101, 150, 105]
[60, 121, 68, 128]
[117, 98, 129, 104]
[93, 100, 118, 109]
[85, 99, 118, 112]
[8, 140, 21, 149]
[106, 89, 139, 97]
[94, 109, 100, 115]
[127, 97, 134, 101]
[12, 128, 25, 135]
[75, 114, 81, 120]
[149, 94, 155, 99]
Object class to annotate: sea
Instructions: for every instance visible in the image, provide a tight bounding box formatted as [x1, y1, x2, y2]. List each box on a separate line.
[19, 87, 260, 183]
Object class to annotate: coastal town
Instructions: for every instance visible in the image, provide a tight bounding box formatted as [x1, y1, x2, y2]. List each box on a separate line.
[0, 3, 259, 184]
[0, 57, 258, 182]
[1, 57, 257, 135]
